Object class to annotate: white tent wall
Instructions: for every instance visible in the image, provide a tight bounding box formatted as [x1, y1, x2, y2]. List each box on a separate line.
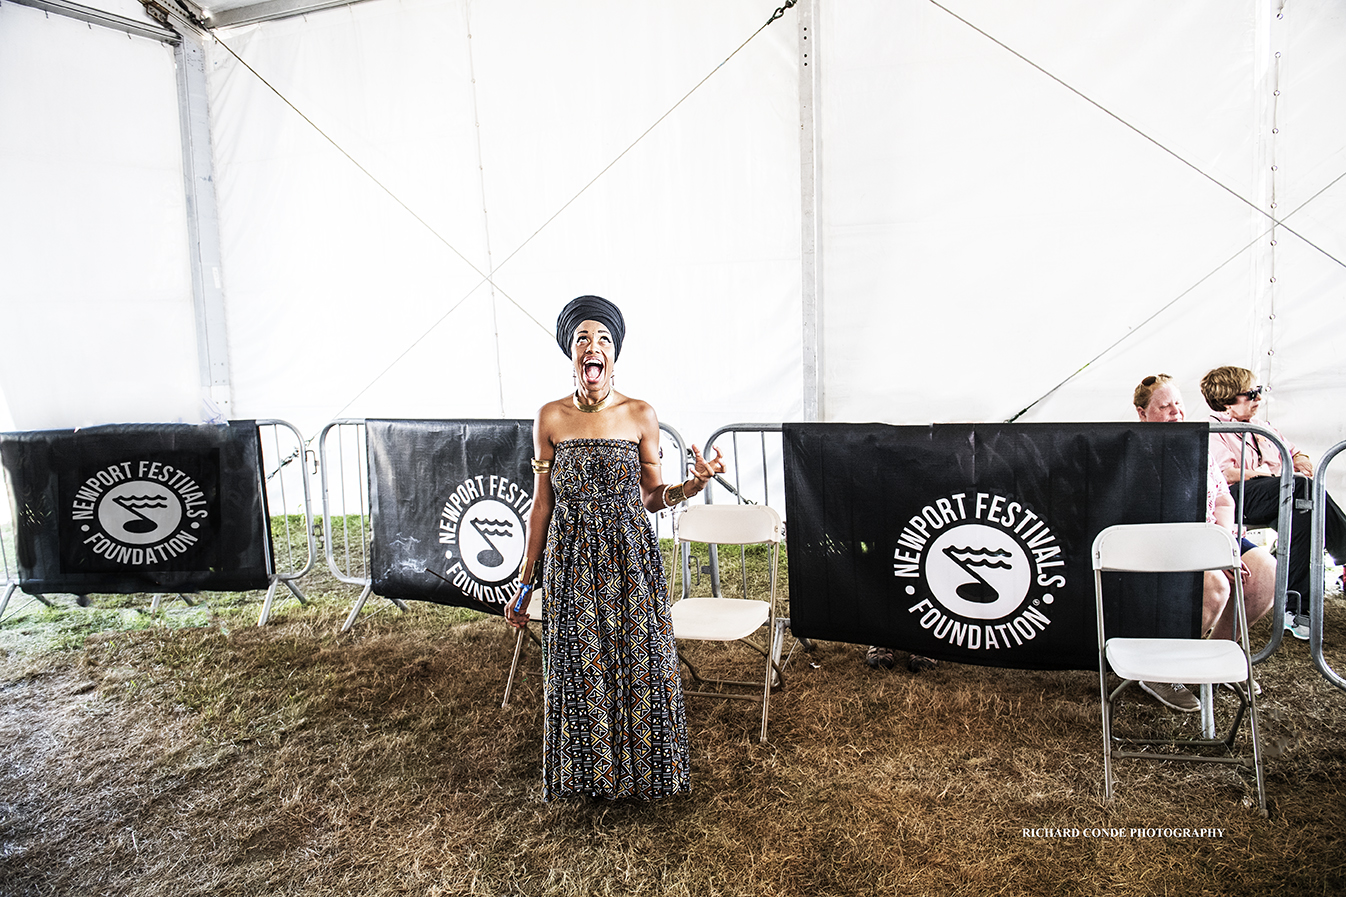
[2, 0, 1344, 503]
[204, 0, 803, 450]
[0, 4, 202, 432]
[816, 0, 1346, 495]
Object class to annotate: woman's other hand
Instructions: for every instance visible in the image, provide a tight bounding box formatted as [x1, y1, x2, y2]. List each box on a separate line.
[504, 586, 532, 629]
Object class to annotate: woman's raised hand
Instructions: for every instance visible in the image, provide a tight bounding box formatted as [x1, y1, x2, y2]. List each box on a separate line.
[689, 445, 726, 486]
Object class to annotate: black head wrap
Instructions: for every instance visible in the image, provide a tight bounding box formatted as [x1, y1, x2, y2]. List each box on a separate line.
[556, 295, 625, 359]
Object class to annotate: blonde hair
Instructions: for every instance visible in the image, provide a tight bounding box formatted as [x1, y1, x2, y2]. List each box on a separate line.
[1133, 373, 1173, 412]
[1200, 366, 1254, 411]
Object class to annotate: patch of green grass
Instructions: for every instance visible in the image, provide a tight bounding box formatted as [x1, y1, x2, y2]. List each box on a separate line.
[0, 515, 352, 658]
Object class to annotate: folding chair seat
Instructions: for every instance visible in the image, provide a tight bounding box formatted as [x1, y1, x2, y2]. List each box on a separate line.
[1092, 522, 1266, 814]
[671, 503, 784, 743]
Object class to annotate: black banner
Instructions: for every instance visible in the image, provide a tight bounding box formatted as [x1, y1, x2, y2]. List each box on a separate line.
[784, 422, 1208, 671]
[0, 422, 273, 594]
[367, 419, 533, 615]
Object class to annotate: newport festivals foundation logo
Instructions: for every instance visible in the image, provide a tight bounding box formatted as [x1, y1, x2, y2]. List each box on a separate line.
[892, 491, 1065, 651]
[438, 472, 533, 607]
[69, 459, 211, 567]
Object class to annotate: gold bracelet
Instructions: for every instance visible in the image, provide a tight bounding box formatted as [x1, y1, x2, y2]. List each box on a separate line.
[531, 458, 552, 475]
[663, 482, 687, 507]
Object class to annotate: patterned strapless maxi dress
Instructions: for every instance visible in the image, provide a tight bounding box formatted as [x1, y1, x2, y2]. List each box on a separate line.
[541, 438, 690, 800]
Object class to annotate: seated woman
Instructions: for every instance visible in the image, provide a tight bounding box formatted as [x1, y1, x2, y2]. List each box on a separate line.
[1132, 374, 1276, 711]
[1201, 365, 1346, 640]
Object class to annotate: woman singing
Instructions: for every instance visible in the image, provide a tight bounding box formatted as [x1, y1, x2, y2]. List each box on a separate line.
[505, 295, 724, 800]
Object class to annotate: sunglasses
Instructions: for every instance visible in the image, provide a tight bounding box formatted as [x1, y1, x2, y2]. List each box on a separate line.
[1235, 386, 1265, 401]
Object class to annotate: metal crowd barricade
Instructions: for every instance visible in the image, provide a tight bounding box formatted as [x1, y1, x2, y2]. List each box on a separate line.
[1309, 439, 1346, 692]
[317, 420, 398, 632]
[691, 423, 1295, 698]
[320, 420, 688, 637]
[697, 424, 796, 666]
[1194, 421, 1294, 738]
[1210, 421, 1297, 665]
[0, 420, 314, 624]
[700, 424, 784, 595]
[255, 419, 316, 625]
[654, 423, 690, 597]
[0, 500, 49, 621]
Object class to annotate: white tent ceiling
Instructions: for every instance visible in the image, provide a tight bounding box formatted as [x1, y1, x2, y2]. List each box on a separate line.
[2, 0, 1344, 491]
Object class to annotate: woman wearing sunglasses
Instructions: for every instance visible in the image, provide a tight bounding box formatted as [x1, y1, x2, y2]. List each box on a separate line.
[1132, 374, 1276, 711]
[1201, 365, 1346, 640]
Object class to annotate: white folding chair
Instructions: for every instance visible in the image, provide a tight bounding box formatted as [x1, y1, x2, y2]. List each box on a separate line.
[672, 504, 784, 743]
[1092, 522, 1266, 814]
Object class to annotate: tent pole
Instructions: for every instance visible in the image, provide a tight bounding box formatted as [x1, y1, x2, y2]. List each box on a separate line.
[6, 0, 178, 42]
[799, 0, 822, 422]
[175, 32, 234, 420]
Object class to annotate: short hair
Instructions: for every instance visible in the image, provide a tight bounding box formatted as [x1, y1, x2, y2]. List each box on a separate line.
[1133, 373, 1173, 411]
[1200, 366, 1253, 411]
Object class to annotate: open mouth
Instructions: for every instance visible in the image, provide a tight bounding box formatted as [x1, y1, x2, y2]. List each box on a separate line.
[582, 358, 605, 385]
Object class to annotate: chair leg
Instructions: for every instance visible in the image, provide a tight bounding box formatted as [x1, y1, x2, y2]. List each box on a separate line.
[1245, 673, 1267, 816]
[759, 639, 773, 744]
[677, 650, 706, 689]
[1099, 668, 1114, 801]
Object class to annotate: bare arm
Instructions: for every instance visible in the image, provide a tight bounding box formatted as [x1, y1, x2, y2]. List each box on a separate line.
[505, 406, 557, 628]
[636, 402, 670, 511]
[1292, 452, 1314, 476]
[1212, 485, 1236, 532]
[635, 402, 724, 512]
[1224, 464, 1274, 483]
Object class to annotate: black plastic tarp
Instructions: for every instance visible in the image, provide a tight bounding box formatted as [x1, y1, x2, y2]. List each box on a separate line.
[784, 422, 1208, 671]
[0, 421, 273, 594]
[366, 419, 534, 615]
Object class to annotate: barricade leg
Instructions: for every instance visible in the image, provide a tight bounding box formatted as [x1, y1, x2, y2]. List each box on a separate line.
[259, 577, 283, 626]
[342, 582, 374, 633]
[0, 583, 53, 622]
[150, 593, 198, 613]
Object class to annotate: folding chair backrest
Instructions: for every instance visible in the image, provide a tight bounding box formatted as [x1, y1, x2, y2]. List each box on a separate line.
[1092, 522, 1238, 574]
[677, 504, 782, 547]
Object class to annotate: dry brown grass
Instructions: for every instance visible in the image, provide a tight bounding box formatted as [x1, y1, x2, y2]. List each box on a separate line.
[1, 532, 1344, 897]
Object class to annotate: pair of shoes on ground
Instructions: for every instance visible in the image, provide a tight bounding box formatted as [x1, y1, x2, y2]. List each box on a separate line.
[906, 654, 938, 673]
[1141, 679, 1263, 713]
[1284, 610, 1310, 641]
[865, 646, 938, 673]
[1139, 680, 1201, 713]
[865, 645, 895, 669]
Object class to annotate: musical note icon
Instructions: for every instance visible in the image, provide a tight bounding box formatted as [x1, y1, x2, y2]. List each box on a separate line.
[941, 544, 1013, 604]
[112, 493, 170, 535]
[470, 516, 516, 568]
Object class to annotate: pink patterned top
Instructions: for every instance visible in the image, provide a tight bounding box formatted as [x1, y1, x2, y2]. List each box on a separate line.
[1208, 410, 1297, 478]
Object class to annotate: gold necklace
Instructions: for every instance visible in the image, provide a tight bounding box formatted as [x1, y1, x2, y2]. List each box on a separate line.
[573, 388, 613, 413]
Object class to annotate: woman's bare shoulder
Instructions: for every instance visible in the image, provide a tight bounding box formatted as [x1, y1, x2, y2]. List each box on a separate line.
[534, 397, 573, 449]
[618, 394, 657, 422]
[619, 396, 661, 442]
